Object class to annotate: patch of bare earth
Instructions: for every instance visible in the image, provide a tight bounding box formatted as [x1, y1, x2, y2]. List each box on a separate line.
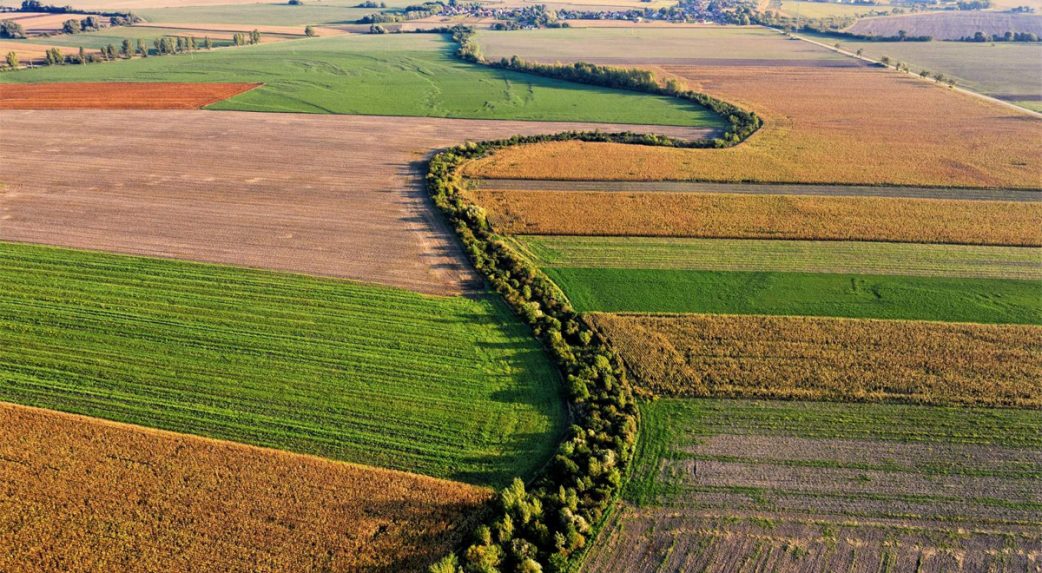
[586, 432, 1042, 572]
[0, 402, 490, 573]
[0, 110, 708, 295]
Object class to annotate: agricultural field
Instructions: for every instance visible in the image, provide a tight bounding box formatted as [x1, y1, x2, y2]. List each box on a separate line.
[468, 188, 1042, 245]
[515, 235, 1042, 280]
[0, 402, 489, 573]
[477, 26, 857, 66]
[586, 398, 1042, 572]
[0, 82, 259, 108]
[0, 241, 566, 486]
[464, 63, 1042, 188]
[546, 267, 1042, 322]
[591, 313, 1042, 406]
[0, 34, 722, 126]
[845, 11, 1042, 39]
[772, 0, 890, 18]
[0, 110, 704, 295]
[808, 35, 1042, 111]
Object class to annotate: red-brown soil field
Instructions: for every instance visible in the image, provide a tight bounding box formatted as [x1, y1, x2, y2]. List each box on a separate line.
[0, 402, 490, 573]
[0, 82, 262, 110]
[0, 110, 709, 295]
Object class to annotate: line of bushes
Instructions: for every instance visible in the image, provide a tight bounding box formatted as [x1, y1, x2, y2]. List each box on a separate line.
[448, 25, 762, 146]
[425, 29, 762, 572]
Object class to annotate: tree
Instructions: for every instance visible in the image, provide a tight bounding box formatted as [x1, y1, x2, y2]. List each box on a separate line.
[879, 55, 891, 66]
[919, 69, 930, 78]
[78, 45, 85, 64]
[136, 38, 147, 57]
[105, 44, 116, 60]
[855, 48, 863, 56]
[0, 19, 26, 39]
[190, 36, 198, 50]
[933, 72, 945, 82]
[304, 25, 316, 37]
[45, 47, 63, 65]
[204, 36, 212, 49]
[121, 38, 132, 58]
[62, 19, 81, 34]
[5, 51, 17, 69]
[250, 29, 261, 44]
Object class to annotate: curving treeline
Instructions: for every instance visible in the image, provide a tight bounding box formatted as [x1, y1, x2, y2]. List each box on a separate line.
[425, 30, 762, 572]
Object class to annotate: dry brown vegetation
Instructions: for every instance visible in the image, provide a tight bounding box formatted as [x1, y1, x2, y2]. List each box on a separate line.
[464, 66, 1042, 189]
[0, 402, 490, 573]
[0, 82, 261, 109]
[0, 110, 702, 295]
[590, 313, 1042, 407]
[468, 189, 1042, 246]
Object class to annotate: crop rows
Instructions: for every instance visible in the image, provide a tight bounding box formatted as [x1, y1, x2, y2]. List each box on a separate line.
[584, 397, 1042, 572]
[470, 189, 1042, 246]
[516, 235, 1042, 280]
[591, 313, 1042, 407]
[0, 402, 489, 573]
[0, 242, 565, 486]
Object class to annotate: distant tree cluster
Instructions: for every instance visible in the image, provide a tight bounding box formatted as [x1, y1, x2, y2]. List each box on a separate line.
[0, 19, 25, 38]
[958, 30, 1040, 41]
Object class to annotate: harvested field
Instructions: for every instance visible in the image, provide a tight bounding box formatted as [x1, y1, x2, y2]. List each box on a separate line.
[464, 66, 1042, 189]
[517, 236, 1042, 280]
[471, 178, 1042, 201]
[0, 242, 565, 486]
[0, 39, 64, 65]
[0, 402, 489, 573]
[590, 313, 1042, 407]
[132, 22, 345, 36]
[476, 27, 855, 66]
[0, 82, 260, 110]
[547, 268, 1042, 323]
[584, 398, 1042, 572]
[0, 110, 705, 296]
[468, 189, 1042, 246]
[847, 11, 1042, 40]
[0, 12, 70, 35]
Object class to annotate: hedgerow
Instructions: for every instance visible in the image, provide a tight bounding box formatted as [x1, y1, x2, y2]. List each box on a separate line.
[427, 29, 763, 572]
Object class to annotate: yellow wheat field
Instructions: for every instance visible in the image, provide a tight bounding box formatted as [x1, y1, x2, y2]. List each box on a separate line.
[0, 403, 490, 573]
[469, 189, 1042, 246]
[464, 66, 1042, 189]
[591, 313, 1042, 407]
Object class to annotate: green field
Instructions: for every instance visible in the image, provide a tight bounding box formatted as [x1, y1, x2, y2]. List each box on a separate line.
[516, 236, 1042, 280]
[545, 267, 1042, 323]
[808, 33, 1042, 111]
[629, 397, 1042, 505]
[0, 242, 566, 487]
[0, 34, 722, 126]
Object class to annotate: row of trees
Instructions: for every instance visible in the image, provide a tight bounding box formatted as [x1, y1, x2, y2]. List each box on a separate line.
[424, 27, 762, 573]
[959, 30, 1040, 41]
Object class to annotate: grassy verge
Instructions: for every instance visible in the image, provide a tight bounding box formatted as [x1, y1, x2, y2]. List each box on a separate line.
[516, 235, 1042, 280]
[0, 241, 566, 487]
[545, 267, 1042, 324]
[0, 34, 722, 127]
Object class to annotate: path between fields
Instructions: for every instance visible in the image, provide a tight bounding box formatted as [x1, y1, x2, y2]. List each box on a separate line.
[470, 178, 1042, 201]
[0, 110, 712, 296]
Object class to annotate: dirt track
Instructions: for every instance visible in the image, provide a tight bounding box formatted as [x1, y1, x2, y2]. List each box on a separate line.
[0, 110, 711, 295]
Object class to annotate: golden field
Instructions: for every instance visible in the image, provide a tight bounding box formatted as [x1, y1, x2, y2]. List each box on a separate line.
[464, 66, 1042, 189]
[590, 313, 1042, 407]
[469, 189, 1042, 246]
[0, 403, 489, 573]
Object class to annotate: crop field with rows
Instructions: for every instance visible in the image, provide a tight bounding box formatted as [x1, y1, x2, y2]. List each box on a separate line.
[590, 313, 1042, 407]
[0, 242, 565, 486]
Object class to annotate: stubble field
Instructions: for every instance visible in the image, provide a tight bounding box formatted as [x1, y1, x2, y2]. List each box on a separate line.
[590, 313, 1042, 407]
[846, 11, 1042, 40]
[0, 82, 259, 109]
[0, 403, 488, 573]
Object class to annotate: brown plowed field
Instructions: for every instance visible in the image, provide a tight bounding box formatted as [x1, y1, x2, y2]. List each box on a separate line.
[0, 82, 261, 110]
[0, 402, 490, 573]
[465, 66, 1042, 189]
[0, 110, 710, 295]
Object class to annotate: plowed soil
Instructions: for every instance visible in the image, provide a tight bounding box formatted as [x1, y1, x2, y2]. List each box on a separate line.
[0, 82, 261, 110]
[0, 110, 707, 295]
[0, 402, 489, 573]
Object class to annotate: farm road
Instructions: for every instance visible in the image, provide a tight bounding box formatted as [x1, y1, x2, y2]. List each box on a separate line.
[0, 110, 711, 295]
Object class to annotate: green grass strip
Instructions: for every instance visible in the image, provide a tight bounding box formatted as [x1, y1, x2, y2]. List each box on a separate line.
[0, 242, 566, 487]
[516, 236, 1042, 281]
[544, 267, 1042, 324]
